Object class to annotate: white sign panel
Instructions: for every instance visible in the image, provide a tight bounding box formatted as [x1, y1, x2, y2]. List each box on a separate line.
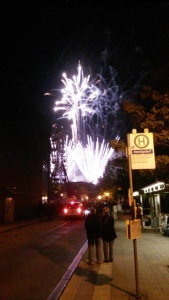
[129, 132, 156, 169]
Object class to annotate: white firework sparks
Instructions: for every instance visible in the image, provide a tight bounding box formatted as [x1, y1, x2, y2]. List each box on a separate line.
[65, 135, 114, 184]
[54, 62, 100, 145]
[52, 63, 121, 184]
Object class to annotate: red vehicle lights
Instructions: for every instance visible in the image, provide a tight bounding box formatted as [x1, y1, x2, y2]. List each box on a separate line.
[63, 201, 85, 219]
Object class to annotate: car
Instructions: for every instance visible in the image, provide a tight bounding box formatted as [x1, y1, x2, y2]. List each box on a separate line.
[63, 201, 85, 219]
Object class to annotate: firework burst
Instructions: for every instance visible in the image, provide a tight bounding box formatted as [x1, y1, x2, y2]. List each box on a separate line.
[52, 63, 122, 184]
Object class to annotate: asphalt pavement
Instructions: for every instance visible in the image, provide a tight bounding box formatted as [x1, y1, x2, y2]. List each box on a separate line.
[1, 217, 169, 300]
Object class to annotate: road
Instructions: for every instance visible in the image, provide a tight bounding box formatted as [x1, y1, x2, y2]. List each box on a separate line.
[0, 217, 87, 300]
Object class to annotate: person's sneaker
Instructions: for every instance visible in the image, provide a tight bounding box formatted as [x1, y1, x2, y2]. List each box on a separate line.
[97, 261, 102, 264]
[109, 259, 113, 262]
[104, 259, 109, 262]
[88, 261, 95, 265]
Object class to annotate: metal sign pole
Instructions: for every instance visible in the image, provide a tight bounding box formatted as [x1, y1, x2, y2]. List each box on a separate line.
[127, 133, 141, 299]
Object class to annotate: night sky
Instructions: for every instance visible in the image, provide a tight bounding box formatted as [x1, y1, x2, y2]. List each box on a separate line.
[1, 2, 169, 144]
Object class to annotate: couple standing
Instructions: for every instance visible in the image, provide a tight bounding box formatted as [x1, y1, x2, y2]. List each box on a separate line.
[85, 206, 117, 265]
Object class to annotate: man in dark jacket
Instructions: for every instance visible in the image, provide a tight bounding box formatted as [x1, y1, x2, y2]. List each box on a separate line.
[85, 207, 102, 265]
[102, 206, 117, 262]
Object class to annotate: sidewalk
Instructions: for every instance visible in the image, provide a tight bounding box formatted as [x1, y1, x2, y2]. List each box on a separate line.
[0, 219, 39, 233]
[59, 219, 169, 300]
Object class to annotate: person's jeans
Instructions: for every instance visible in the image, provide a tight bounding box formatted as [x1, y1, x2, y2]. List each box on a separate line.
[103, 240, 114, 261]
[88, 237, 102, 263]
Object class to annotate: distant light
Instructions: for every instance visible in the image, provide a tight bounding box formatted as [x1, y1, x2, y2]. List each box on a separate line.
[133, 191, 139, 196]
[44, 92, 53, 96]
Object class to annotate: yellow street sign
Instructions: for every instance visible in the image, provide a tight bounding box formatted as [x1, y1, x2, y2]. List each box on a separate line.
[129, 131, 156, 169]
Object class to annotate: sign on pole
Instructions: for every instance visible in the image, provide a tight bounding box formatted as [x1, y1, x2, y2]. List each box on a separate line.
[129, 129, 156, 170]
[126, 219, 141, 239]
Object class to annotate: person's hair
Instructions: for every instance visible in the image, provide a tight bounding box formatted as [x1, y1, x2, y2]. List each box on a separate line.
[90, 207, 96, 214]
[103, 206, 110, 214]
